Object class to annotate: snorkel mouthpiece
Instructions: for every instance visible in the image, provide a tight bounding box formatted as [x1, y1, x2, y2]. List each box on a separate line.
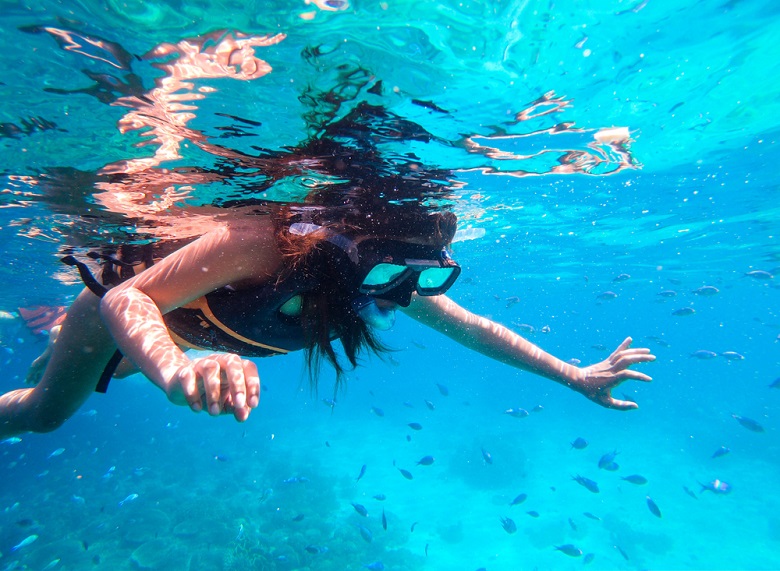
[352, 295, 396, 331]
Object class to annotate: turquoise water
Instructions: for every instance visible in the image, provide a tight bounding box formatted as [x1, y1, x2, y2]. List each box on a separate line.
[1, 1, 779, 569]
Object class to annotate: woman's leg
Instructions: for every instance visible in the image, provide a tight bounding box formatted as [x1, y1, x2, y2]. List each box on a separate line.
[0, 288, 117, 438]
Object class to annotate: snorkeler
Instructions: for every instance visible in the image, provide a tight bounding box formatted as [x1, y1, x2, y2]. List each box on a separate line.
[0, 198, 655, 439]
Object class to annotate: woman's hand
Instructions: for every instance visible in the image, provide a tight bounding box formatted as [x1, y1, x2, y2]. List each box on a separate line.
[575, 337, 655, 410]
[166, 353, 261, 422]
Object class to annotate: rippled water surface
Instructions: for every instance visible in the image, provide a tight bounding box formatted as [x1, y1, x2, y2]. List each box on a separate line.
[1, 1, 779, 570]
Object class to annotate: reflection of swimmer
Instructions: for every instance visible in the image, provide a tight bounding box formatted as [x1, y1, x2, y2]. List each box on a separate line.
[0, 198, 655, 437]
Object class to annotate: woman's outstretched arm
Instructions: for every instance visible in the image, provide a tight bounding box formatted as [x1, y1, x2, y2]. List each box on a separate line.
[401, 294, 655, 410]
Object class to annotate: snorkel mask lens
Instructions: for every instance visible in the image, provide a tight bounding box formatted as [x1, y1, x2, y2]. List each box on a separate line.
[352, 295, 396, 331]
[359, 248, 461, 299]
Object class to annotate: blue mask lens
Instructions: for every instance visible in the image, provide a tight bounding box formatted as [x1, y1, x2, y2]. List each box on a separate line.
[352, 296, 396, 331]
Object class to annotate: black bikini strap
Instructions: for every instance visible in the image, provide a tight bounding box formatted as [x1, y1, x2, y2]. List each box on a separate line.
[60, 255, 122, 393]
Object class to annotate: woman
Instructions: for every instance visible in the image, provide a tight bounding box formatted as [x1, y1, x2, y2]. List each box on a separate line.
[0, 191, 655, 438]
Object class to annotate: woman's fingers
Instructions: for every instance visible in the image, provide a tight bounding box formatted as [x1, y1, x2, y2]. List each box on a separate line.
[243, 360, 261, 409]
[194, 359, 223, 415]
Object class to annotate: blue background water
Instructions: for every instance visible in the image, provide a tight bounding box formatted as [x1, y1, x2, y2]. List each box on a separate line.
[1, 1, 779, 569]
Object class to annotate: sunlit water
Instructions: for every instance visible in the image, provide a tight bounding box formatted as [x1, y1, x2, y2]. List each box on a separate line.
[1, 1, 779, 570]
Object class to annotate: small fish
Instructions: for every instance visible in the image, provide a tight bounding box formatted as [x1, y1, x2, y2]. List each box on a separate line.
[481, 448, 493, 465]
[357, 524, 372, 543]
[364, 561, 385, 571]
[720, 351, 745, 361]
[505, 296, 521, 308]
[554, 544, 582, 557]
[292, 513, 305, 522]
[568, 517, 577, 531]
[769, 377, 780, 389]
[321, 398, 336, 409]
[745, 270, 773, 280]
[11, 534, 38, 551]
[514, 323, 536, 334]
[613, 273, 631, 282]
[424, 400, 435, 411]
[573, 474, 600, 493]
[411, 99, 448, 114]
[71, 495, 86, 505]
[356, 464, 367, 482]
[214, 454, 229, 462]
[711, 446, 730, 459]
[690, 350, 718, 359]
[236, 523, 245, 540]
[381, 509, 387, 530]
[682, 486, 698, 499]
[700, 479, 731, 494]
[646, 496, 662, 518]
[583, 553, 595, 565]
[407, 422, 423, 430]
[657, 290, 677, 297]
[583, 512, 601, 521]
[283, 476, 309, 484]
[436, 383, 449, 396]
[41, 559, 61, 570]
[410, 521, 418, 532]
[621, 474, 648, 485]
[504, 407, 529, 418]
[425, 543, 429, 557]
[616, 545, 630, 561]
[646, 335, 671, 347]
[1, 437, 22, 444]
[570, 437, 588, 450]
[370, 406, 385, 417]
[532, 404, 544, 413]
[416, 455, 435, 466]
[397, 467, 413, 480]
[597, 291, 618, 300]
[373, 494, 386, 501]
[351, 502, 369, 517]
[305, 545, 328, 554]
[692, 285, 719, 296]
[403, 401, 415, 408]
[16, 518, 35, 528]
[526, 510, 540, 518]
[598, 450, 619, 470]
[47, 447, 65, 459]
[567, 358, 582, 365]
[118, 493, 139, 507]
[500, 516, 517, 534]
[672, 307, 696, 316]
[732, 414, 764, 433]
[509, 493, 527, 506]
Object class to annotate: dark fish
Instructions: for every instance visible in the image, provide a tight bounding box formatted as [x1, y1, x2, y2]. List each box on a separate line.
[305, 545, 327, 554]
[406, 435, 411, 442]
[583, 512, 601, 521]
[505, 295, 521, 308]
[16, 519, 35, 528]
[351, 503, 369, 517]
[682, 486, 698, 499]
[425, 543, 429, 557]
[573, 474, 600, 493]
[436, 383, 449, 396]
[500, 516, 517, 534]
[410, 521, 418, 532]
[532, 404, 544, 413]
[397, 467, 414, 480]
[657, 290, 677, 297]
[292, 513, 305, 522]
[570, 437, 588, 450]
[357, 524, 372, 543]
[646, 335, 671, 347]
[481, 448, 493, 465]
[672, 307, 696, 316]
[732, 414, 764, 432]
[407, 422, 423, 431]
[597, 291, 618, 300]
[621, 474, 648, 485]
[364, 562, 384, 571]
[711, 446, 730, 459]
[403, 401, 415, 408]
[692, 285, 719, 296]
[690, 350, 718, 359]
[504, 407, 529, 418]
[568, 517, 577, 531]
[583, 553, 595, 565]
[381, 509, 387, 530]
[769, 377, 780, 389]
[424, 400, 436, 411]
[598, 451, 619, 469]
[591, 343, 608, 351]
[356, 464, 367, 482]
[613, 273, 631, 282]
[416, 455, 435, 466]
[602, 461, 619, 471]
[373, 494, 386, 501]
[411, 99, 449, 114]
[322, 398, 336, 409]
[526, 510, 539, 518]
[370, 406, 385, 417]
[214, 112, 263, 127]
[554, 544, 582, 557]
[616, 545, 630, 561]
[646, 496, 662, 518]
[509, 493, 527, 506]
